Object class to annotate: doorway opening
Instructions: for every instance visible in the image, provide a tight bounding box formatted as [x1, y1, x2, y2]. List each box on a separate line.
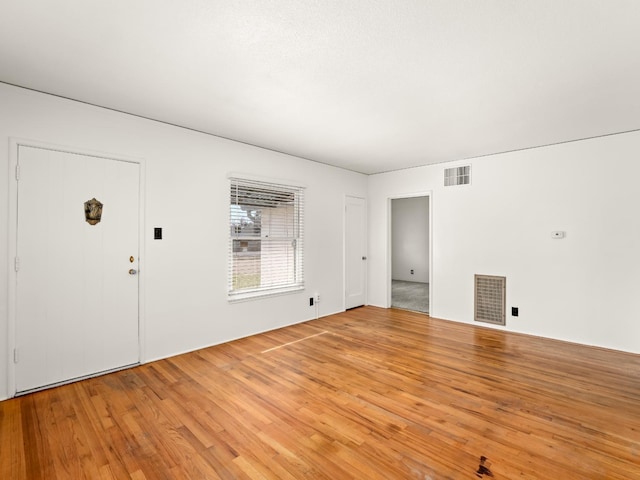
[390, 195, 430, 314]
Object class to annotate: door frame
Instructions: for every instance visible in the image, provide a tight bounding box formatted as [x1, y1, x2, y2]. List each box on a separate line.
[387, 191, 433, 310]
[343, 195, 367, 310]
[7, 138, 146, 397]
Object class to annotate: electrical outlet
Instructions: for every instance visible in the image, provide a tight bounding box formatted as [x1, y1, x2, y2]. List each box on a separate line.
[309, 297, 314, 306]
[315, 294, 320, 303]
[511, 307, 519, 317]
[410, 269, 414, 275]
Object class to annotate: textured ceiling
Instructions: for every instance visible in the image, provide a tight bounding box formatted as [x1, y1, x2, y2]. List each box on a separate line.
[1, 1, 639, 174]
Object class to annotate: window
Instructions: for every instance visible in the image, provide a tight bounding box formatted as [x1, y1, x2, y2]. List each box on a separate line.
[228, 177, 304, 300]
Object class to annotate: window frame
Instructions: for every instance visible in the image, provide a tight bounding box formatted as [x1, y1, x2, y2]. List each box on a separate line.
[228, 175, 305, 302]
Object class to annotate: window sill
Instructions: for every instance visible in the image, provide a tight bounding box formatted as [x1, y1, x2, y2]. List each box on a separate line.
[228, 285, 304, 303]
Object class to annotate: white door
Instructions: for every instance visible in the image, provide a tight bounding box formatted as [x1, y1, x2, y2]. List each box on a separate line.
[15, 146, 140, 393]
[345, 196, 367, 309]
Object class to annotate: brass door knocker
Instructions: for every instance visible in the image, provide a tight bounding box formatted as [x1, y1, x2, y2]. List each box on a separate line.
[84, 198, 103, 225]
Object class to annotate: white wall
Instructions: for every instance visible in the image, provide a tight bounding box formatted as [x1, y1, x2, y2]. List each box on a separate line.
[391, 196, 429, 282]
[0, 83, 367, 400]
[369, 132, 640, 354]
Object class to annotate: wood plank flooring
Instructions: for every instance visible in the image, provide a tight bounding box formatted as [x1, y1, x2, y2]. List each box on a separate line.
[2, 306, 640, 479]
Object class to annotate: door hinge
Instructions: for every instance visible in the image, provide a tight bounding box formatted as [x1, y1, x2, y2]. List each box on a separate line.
[15, 164, 20, 181]
[14, 348, 19, 364]
[14, 257, 20, 272]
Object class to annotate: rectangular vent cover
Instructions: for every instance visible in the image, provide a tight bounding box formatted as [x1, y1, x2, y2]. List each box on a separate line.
[444, 165, 471, 186]
[474, 275, 506, 325]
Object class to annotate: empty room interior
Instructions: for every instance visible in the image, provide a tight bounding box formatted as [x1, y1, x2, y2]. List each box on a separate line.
[1, 2, 640, 479]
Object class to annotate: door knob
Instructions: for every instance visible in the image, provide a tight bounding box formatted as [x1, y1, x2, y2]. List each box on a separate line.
[129, 269, 137, 275]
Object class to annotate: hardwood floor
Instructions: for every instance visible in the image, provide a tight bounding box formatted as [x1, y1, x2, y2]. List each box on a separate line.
[2, 306, 640, 479]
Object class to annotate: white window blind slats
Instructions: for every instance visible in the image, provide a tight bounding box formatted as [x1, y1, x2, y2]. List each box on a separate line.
[228, 178, 304, 299]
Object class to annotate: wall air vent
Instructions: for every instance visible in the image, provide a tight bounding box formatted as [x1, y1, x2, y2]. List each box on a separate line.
[474, 275, 506, 325]
[444, 165, 471, 186]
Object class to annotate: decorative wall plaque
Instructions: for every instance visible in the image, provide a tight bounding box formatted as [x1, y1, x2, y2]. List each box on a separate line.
[84, 198, 103, 225]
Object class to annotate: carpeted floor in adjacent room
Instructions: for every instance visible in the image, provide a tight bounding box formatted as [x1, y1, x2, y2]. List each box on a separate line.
[391, 280, 429, 314]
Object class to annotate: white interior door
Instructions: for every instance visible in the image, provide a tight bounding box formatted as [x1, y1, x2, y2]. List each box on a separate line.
[345, 196, 367, 309]
[15, 146, 140, 393]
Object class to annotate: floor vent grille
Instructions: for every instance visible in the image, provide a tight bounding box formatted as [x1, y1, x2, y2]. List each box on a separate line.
[474, 275, 506, 325]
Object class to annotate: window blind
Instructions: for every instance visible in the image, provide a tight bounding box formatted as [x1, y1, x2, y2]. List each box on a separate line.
[228, 177, 304, 299]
